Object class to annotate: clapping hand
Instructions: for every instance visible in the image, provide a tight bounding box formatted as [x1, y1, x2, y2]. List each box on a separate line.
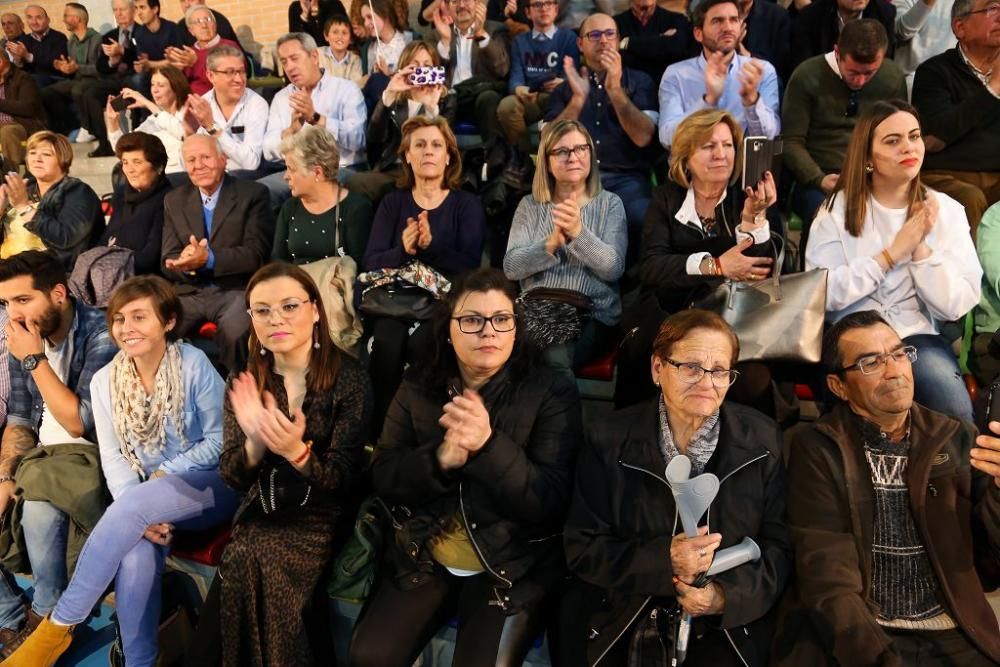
[289, 90, 317, 124]
[738, 59, 764, 107]
[437, 390, 492, 470]
[552, 190, 583, 240]
[432, 2, 454, 42]
[703, 50, 727, 105]
[415, 210, 432, 249]
[563, 55, 590, 101]
[164, 235, 210, 271]
[259, 392, 309, 459]
[2, 172, 30, 209]
[186, 94, 215, 130]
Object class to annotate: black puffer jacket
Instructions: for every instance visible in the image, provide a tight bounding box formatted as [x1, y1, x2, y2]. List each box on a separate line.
[562, 399, 792, 666]
[371, 365, 583, 612]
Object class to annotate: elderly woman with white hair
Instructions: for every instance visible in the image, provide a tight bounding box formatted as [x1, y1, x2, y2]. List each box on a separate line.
[271, 124, 373, 267]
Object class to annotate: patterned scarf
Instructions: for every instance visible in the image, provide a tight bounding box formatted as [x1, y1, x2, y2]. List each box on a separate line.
[657, 394, 720, 475]
[109, 342, 186, 475]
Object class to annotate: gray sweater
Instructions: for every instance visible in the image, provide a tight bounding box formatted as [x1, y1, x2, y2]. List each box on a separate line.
[503, 190, 627, 325]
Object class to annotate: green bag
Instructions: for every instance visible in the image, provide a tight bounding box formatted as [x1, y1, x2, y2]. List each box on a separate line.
[327, 496, 392, 604]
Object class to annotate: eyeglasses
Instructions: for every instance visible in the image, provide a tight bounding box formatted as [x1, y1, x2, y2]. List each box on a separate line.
[960, 2, 1000, 18]
[845, 90, 859, 118]
[189, 16, 215, 26]
[247, 298, 312, 322]
[548, 143, 591, 161]
[211, 68, 246, 78]
[663, 358, 740, 387]
[528, 1, 557, 9]
[583, 28, 618, 42]
[452, 313, 516, 334]
[839, 345, 918, 375]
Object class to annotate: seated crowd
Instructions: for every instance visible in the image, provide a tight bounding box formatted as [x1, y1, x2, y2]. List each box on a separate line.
[0, 0, 999, 664]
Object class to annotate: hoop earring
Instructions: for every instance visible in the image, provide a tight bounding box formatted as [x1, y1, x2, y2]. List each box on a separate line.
[313, 324, 321, 350]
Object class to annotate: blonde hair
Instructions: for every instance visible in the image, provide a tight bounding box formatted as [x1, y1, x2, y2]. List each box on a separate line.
[25, 131, 73, 174]
[668, 109, 743, 189]
[532, 119, 601, 204]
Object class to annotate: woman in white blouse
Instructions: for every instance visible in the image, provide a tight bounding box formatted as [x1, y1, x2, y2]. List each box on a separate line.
[104, 66, 191, 176]
[805, 99, 982, 422]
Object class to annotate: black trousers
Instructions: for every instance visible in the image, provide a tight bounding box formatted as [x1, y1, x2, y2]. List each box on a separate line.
[886, 627, 996, 666]
[177, 287, 250, 375]
[350, 563, 550, 667]
[364, 317, 435, 435]
[79, 78, 125, 150]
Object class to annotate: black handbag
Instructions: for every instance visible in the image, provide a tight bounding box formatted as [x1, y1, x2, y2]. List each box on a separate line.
[359, 281, 438, 321]
[258, 460, 313, 515]
[516, 287, 594, 347]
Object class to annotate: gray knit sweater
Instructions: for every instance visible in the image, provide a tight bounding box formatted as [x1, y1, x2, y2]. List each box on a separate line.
[503, 190, 628, 325]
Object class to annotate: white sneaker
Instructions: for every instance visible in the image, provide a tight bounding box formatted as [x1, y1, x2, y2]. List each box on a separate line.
[74, 128, 96, 143]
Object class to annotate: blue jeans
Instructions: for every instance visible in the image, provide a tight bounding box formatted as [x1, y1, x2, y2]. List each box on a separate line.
[22, 500, 71, 616]
[52, 471, 238, 667]
[906, 333, 975, 423]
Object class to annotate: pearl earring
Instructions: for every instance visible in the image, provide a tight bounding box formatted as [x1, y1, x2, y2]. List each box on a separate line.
[313, 324, 321, 350]
[260, 347, 267, 356]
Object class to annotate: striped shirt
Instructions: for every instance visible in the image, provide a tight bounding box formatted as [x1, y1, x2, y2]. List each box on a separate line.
[503, 190, 628, 325]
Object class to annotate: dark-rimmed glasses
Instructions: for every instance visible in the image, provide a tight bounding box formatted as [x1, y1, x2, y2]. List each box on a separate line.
[452, 313, 516, 334]
[548, 144, 591, 161]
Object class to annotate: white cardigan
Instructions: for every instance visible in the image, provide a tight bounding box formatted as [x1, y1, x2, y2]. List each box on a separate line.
[805, 190, 982, 338]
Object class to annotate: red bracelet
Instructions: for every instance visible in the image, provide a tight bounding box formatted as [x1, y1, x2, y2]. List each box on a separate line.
[291, 440, 313, 466]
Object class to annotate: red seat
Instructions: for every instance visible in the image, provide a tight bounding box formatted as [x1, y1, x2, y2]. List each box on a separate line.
[198, 322, 218, 339]
[170, 525, 232, 567]
[794, 384, 815, 401]
[964, 374, 979, 405]
[576, 347, 620, 382]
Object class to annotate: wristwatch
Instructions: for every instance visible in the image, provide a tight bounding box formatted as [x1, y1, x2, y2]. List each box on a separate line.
[206, 124, 221, 136]
[308, 111, 322, 125]
[21, 353, 46, 372]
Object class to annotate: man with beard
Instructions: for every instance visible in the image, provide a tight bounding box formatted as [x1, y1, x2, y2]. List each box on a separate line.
[657, 0, 779, 149]
[548, 12, 658, 235]
[0, 251, 116, 658]
[773, 310, 1000, 666]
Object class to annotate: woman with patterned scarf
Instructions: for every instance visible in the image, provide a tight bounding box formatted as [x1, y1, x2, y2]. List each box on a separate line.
[4, 276, 240, 667]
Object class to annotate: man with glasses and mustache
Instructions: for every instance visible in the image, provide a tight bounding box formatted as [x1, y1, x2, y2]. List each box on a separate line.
[774, 309, 1000, 666]
[782, 19, 905, 247]
[497, 0, 579, 187]
[657, 0, 779, 149]
[912, 0, 1000, 235]
[547, 13, 658, 237]
[185, 44, 269, 175]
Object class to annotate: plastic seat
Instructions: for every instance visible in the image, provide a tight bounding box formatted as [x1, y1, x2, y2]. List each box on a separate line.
[453, 121, 478, 136]
[793, 383, 815, 402]
[170, 525, 232, 567]
[576, 347, 619, 382]
[198, 322, 218, 339]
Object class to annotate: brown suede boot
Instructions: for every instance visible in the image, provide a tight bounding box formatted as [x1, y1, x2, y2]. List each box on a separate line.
[0, 609, 42, 659]
[0, 616, 73, 667]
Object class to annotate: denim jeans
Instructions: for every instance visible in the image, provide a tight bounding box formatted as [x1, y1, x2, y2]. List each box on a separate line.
[906, 333, 975, 423]
[0, 500, 73, 629]
[52, 471, 238, 667]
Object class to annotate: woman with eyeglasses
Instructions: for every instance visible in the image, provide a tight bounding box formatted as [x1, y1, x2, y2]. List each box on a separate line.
[615, 108, 777, 409]
[503, 119, 627, 372]
[349, 267, 582, 667]
[558, 308, 791, 667]
[805, 99, 981, 422]
[217, 262, 372, 665]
